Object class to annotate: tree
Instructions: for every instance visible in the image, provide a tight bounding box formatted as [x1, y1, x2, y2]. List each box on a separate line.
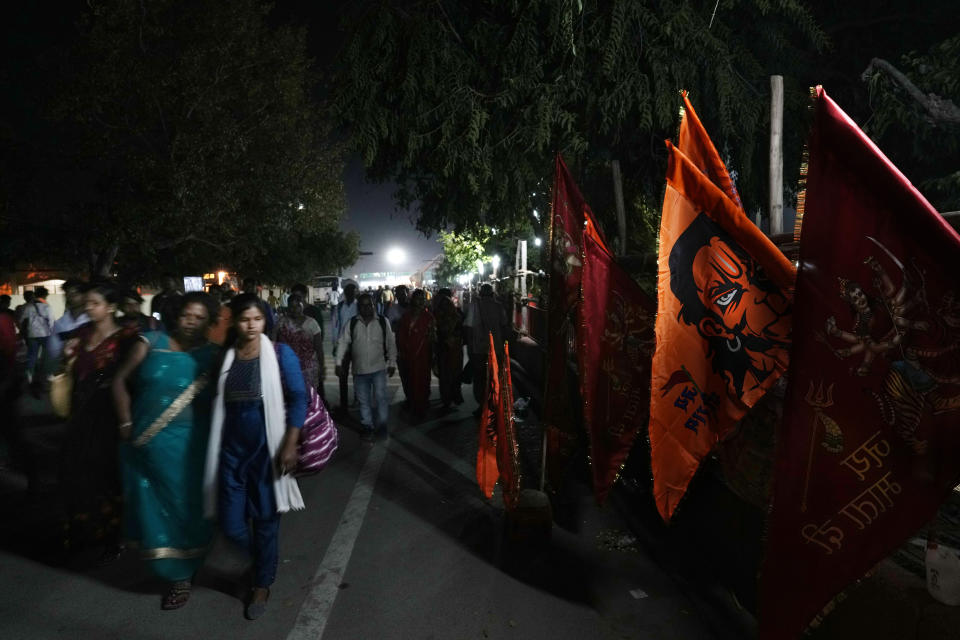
[434, 230, 491, 287]
[0, 0, 355, 281]
[860, 35, 960, 211]
[333, 0, 826, 250]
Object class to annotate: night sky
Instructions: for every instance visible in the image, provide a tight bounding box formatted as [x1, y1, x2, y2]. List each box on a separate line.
[2, 1, 441, 278]
[340, 157, 443, 277]
[274, 0, 443, 277]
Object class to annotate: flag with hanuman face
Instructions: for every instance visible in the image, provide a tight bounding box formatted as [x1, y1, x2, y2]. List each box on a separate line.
[648, 97, 795, 522]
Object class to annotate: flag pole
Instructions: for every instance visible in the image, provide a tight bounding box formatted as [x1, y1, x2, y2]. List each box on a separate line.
[611, 159, 627, 255]
[769, 75, 784, 235]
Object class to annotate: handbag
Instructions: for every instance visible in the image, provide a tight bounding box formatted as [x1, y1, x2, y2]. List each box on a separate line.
[296, 384, 339, 476]
[460, 358, 474, 385]
[49, 358, 75, 419]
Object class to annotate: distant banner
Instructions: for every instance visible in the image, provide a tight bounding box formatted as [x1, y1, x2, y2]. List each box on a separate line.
[477, 333, 500, 499]
[543, 154, 607, 487]
[649, 131, 794, 522]
[578, 232, 656, 503]
[760, 87, 960, 639]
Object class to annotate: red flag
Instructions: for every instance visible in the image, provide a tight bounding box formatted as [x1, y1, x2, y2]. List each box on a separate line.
[498, 341, 522, 509]
[543, 154, 608, 487]
[760, 87, 960, 639]
[649, 111, 795, 521]
[476, 333, 500, 498]
[578, 232, 656, 503]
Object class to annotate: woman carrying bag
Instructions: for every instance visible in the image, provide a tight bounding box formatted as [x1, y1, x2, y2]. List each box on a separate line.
[203, 293, 307, 620]
[59, 281, 138, 561]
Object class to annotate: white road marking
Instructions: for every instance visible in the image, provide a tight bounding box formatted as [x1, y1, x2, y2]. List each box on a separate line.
[287, 383, 399, 640]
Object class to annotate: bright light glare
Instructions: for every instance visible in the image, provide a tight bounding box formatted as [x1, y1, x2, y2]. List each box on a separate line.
[533, 237, 542, 247]
[386, 247, 407, 265]
[491, 255, 501, 270]
[476, 259, 484, 275]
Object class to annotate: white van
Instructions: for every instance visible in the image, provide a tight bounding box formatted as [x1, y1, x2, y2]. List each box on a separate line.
[311, 275, 341, 309]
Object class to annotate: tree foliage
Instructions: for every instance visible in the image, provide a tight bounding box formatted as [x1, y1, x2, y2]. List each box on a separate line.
[0, 0, 356, 281]
[333, 0, 826, 248]
[434, 229, 491, 287]
[861, 35, 960, 211]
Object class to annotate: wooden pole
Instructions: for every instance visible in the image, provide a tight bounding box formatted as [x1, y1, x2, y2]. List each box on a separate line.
[769, 75, 784, 235]
[520, 240, 528, 333]
[611, 159, 627, 255]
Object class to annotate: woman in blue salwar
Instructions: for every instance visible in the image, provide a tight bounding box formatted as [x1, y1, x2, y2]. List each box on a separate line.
[112, 292, 220, 610]
[203, 293, 306, 621]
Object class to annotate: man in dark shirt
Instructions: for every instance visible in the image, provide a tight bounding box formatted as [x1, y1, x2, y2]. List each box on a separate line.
[464, 283, 510, 415]
[150, 273, 182, 329]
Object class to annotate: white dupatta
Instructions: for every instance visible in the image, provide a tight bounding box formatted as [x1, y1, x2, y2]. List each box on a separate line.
[204, 334, 304, 517]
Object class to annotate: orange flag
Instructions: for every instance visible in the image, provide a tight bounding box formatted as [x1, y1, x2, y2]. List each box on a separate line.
[476, 332, 500, 498]
[649, 100, 796, 522]
[678, 92, 743, 210]
[497, 341, 522, 509]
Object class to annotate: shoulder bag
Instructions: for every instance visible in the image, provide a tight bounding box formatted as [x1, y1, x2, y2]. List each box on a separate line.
[49, 356, 75, 419]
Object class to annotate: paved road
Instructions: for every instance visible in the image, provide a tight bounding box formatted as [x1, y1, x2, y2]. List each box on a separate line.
[0, 321, 717, 640]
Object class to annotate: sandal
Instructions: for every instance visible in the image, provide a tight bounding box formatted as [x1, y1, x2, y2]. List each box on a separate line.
[98, 543, 124, 566]
[161, 581, 192, 610]
[244, 587, 270, 620]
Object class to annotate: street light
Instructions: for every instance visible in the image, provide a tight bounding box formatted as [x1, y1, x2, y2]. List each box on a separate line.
[491, 254, 501, 276]
[533, 236, 542, 247]
[476, 259, 484, 277]
[386, 247, 407, 265]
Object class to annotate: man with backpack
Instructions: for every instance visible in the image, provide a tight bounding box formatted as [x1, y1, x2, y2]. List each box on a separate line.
[334, 293, 397, 442]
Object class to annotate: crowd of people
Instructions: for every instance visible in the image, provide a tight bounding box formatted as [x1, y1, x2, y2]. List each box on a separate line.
[0, 274, 511, 619]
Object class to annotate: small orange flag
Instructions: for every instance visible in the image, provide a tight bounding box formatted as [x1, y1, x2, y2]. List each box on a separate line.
[476, 332, 500, 498]
[497, 341, 522, 509]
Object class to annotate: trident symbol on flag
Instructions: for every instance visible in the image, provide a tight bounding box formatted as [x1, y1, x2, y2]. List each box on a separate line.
[801, 380, 840, 512]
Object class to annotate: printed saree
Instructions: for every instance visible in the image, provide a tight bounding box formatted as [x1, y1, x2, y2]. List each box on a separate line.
[60, 322, 138, 551]
[397, 309, 435, 417]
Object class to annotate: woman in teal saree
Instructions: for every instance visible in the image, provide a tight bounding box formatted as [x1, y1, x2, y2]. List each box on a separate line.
[113, 292, 220, 610]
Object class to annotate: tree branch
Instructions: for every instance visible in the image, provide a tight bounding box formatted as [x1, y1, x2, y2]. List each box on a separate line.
[862, 58, 960, 125]
[434, 0, 463, 45]
[155, 233, 233, 251]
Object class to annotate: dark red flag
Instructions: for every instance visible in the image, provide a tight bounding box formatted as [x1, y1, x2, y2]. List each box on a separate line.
[760, 87, 960, 639]
[543, 154, 608, 487]
[578, 232, 656, 503]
